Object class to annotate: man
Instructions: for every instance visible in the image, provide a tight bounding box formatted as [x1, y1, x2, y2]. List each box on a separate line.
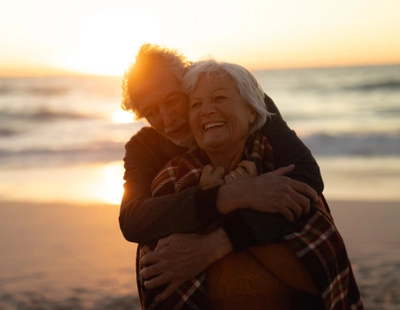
[119, 44, 324, 301]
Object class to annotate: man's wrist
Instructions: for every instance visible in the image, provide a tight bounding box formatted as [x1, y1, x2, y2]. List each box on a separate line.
[221, 212, 257, 253]
[195, 186, 221, 226]
[216, 181, 248, 214]
[205, 228, 233, 261]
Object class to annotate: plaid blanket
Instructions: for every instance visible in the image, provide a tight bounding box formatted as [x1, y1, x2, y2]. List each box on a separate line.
[137, 131, 363, 309]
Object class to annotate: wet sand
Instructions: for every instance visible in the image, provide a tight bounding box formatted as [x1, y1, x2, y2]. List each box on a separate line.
[1, 200, 399, 309]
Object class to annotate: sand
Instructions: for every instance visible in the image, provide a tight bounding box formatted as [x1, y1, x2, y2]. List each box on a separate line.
[1, 199, 399, 309]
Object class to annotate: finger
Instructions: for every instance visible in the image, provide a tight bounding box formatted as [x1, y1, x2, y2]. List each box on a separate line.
[290, 189, 312, 214]
[155, 235, 173, 250]
[143, 272, 171, 289]
[279, 205, 295, 222]
[224, 174, 234, 184]
[286, 198, 303, 218]
[213, 166, 225, 178]
[229, 170, 240, 179]
[139, 263, 163, 280]
[155, 281, 182, 302]
[238, 160, 257, 176]
[291, 180, 319, 202]
[272, 164, 295, 176]
[141, 252, 158, 267]
[202, 164, 214, 175]
[234, 166, 249, 178]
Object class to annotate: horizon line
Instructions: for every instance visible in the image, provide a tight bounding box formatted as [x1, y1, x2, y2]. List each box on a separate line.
[1, 61, 399, 78]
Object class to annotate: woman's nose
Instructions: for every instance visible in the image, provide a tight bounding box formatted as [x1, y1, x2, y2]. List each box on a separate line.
[200, 100, 215, 116]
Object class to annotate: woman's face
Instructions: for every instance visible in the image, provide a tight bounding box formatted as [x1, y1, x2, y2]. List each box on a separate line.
[189, 72, 256, 155]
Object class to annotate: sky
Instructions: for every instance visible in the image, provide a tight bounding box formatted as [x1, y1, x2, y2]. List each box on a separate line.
[1, 0, 400, 76]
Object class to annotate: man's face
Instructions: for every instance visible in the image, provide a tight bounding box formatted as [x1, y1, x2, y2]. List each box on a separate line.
[135, 65, 195, 148]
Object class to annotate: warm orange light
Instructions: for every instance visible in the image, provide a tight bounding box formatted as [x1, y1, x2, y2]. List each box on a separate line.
[96, 162, 125, 205]
[112, 110, 134, 124]
[55, 12, 162, 76]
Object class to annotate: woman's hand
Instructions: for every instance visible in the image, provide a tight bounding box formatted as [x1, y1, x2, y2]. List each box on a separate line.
[224, 160, 257, 184]
[198, 164, 225, 190]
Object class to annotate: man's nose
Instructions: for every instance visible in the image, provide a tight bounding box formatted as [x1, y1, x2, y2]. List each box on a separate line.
[159, 106, 175, 126]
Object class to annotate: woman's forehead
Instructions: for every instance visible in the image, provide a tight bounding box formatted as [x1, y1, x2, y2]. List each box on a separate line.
[191, 73, 237, 95]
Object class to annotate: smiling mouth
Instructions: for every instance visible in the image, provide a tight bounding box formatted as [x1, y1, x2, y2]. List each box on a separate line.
[204, 122, 225, 131]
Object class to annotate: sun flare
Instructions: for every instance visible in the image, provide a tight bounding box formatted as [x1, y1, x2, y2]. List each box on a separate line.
[56, 12, 162, 76]
[112, 110, 135, 124]
[96, 162, 125, 205]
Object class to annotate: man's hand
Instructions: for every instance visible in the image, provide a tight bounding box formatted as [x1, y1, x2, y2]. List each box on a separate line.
[139, 229, 232, 302]
[217, 164, 318, 222]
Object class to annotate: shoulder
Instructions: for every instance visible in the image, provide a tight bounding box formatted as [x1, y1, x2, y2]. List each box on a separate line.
[123, 126, 175, 176]
[125, 126, 160, 149]
[125, 126, 186, 158]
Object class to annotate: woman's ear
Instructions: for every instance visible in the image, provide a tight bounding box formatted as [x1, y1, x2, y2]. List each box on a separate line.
[248, 107, 256, 124]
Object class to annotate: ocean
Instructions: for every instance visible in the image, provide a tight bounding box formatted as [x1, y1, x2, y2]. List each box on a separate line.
[1, 64, 400, 309]
[1, 64, 399, 203]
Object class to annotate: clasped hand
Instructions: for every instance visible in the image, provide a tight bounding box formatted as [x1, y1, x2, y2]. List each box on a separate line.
[139, 163, 318, 301]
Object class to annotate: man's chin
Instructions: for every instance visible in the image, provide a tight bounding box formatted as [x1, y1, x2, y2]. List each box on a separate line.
[166, 134, 196, 149]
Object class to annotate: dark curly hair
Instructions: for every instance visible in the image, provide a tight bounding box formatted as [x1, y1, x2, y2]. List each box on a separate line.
[121, 44, 191, 119]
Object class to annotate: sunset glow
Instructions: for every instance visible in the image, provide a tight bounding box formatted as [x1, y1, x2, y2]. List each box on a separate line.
[95, 162, 125, 205]
[53, 12, 162, 76]
[1, 0, 399, 77]
[112, 110, 135, 124]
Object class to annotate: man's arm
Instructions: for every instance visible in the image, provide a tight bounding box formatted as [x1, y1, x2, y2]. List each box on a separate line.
[119, 96, 322, 246]
[135, 96, 324, 300]
[262, 94, 324, 194]
[119, 127, 204, 244]
[139, 228, 233, 302]
[119, 128, 294, 246]
[192, 95, 323, 250]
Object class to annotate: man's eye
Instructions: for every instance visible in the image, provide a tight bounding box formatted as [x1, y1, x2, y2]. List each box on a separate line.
[190, 101, 201, 109]
[167, 95, 182, 106]
[145, 109, 157, 118]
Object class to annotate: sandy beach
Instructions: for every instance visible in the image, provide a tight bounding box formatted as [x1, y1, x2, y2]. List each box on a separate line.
[1, 199, 399, 309]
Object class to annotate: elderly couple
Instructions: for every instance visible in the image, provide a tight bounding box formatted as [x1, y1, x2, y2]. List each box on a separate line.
[119, 44, 363, 309]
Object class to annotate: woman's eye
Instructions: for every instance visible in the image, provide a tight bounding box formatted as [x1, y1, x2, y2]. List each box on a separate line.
[167, 98, 178, 106]
[214, 96, 226, 101]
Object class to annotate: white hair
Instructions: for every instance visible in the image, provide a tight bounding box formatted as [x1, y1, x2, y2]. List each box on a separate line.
[181, 60, 272, 132]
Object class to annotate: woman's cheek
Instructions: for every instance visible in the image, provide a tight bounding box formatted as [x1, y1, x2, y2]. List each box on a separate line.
[189, 111, 200, 139]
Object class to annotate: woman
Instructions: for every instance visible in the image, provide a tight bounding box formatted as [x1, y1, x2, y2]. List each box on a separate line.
[138, 60, 363, 309]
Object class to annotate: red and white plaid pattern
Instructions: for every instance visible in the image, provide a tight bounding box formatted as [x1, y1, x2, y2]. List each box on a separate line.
[137, 131, 363, 309]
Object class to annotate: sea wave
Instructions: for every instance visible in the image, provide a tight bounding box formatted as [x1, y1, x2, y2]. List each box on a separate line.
[0, 108, 95, 122]
[0, 75, 122, 98]
[342, 80, 400, 92]
[0, 141, 125, 168]
[303, 132, 400, 156]
[293, 79, 400, 95]
[0, 128, 17, 137]
[0, 81, 70, 96]
[1, 131, 399, 169]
